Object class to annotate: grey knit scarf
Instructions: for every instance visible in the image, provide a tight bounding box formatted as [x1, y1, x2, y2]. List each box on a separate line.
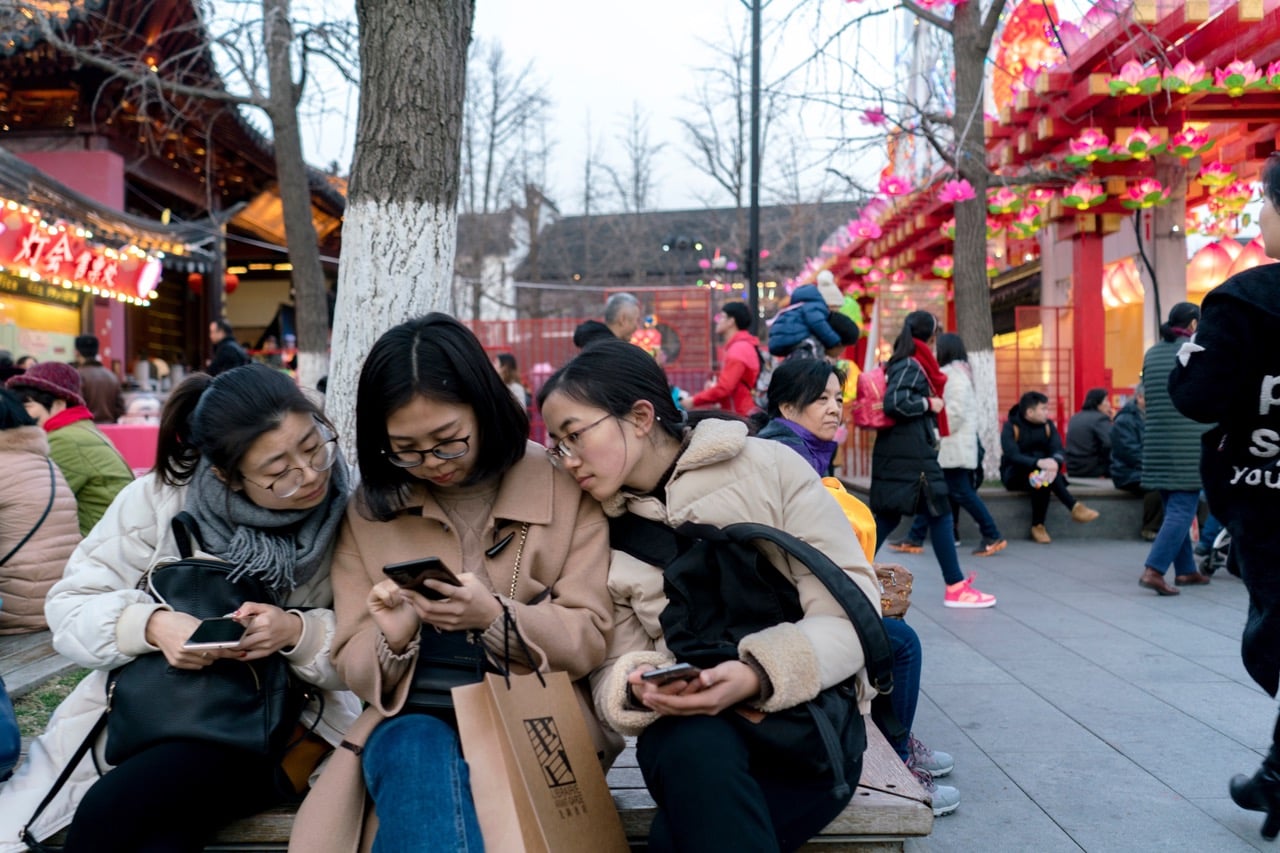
[183, 452, 350, 596]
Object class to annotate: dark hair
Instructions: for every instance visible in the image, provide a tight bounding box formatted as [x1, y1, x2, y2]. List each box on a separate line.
[211, 319, 235, 337]
[722, 301, 752, 331]
[1160, 301, 1201, 342]
[1082, 388, 1108, 410]
[495, 352, 519, 385]
[889, 311, 938, 363]
[1019, 390, 1049, 415]
[74, 335, 100, 359]
[764, 359, 845, 420]
[1264, 152, 1280, 212]
[828, 312, 861, 347]
[154, 364, 332, 487]
[0, 388, 35, 429]
[537, 339, 736, 443]
[935, 333, 967, 367]
[12, 388, 57, 412]
[0, 350, 11, 368]
[356, 314, 529, 522]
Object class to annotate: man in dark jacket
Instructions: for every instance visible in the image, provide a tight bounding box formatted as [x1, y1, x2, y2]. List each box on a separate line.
[1065, 387, 1113, 477]
[1000, 390, 1098, 544]
[73, 335, 124, 424]
[207, 320, 251, 376]
[572, 292, 641, 349]
[1110, 384, 1165, 540]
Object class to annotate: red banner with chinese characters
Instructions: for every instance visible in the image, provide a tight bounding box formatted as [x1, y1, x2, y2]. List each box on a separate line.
[0, 210, 161, 303]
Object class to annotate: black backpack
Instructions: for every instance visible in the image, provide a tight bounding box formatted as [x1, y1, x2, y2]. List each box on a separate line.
[609, 515, 896, 797]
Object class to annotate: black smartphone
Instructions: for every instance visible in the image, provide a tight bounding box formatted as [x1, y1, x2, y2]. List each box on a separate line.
[382, 556, 462, 600]
[640, 662, 702, 686]
[182, 617, 247, 650]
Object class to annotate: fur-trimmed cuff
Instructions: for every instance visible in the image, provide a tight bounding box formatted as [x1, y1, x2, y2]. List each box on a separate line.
[738, 622, 821, 713]
[599, 650, 672, 736]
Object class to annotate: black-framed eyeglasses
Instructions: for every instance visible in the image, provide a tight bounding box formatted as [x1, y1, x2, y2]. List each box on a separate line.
[545, 415, 613, 467]
[242, 437, 340, 498]
[383, 436, 471, 468]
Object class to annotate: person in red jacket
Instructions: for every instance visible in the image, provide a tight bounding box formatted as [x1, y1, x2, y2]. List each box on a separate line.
[691, 302, 761, 416]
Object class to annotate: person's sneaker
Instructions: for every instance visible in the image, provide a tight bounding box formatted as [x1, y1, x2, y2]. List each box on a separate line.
[972, 537, 1007, 557]
[1143, 530, 1159, 542]
[1071, 502, 1100, 523]
[909, 763, 960, 816]
[908, 733, 954, 778]
[888, 540, 924, 554]
[943, 573, 997, 609]
[1030, 524, 1052, 544]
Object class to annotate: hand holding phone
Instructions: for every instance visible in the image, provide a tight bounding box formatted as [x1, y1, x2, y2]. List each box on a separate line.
[182, 616, 247, 650]
[382, 557, 462, 600]
[639, 662, 702, 686]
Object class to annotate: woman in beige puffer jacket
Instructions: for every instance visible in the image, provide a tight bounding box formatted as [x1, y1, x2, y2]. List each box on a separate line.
[0, 388, 80, 634]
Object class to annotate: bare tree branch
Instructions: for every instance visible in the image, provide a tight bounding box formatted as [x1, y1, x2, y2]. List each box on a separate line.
[903, 0, 953, 35]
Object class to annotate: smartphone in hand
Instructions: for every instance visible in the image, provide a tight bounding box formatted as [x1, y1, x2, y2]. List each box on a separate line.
[640, 662, 702, 686]
[382, 557, 462, 601]
[183, 617, 247, 650]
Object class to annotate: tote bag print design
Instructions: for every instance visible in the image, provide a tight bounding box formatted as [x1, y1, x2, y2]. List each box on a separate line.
[454, 670, 629, 853]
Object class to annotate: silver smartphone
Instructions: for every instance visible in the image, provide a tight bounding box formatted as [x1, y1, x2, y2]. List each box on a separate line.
[182, 616, 247, 650]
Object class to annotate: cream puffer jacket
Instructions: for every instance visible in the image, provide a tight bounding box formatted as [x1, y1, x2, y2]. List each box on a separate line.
[0, 473, 360, 852]
[0, 427, 80, 634]
[591, 418, 883, 736]
[936, 361, 980, 471]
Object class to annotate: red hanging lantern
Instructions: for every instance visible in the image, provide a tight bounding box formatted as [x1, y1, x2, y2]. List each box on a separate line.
[186, 272, 203, 294]
[223, 273, 240, 295]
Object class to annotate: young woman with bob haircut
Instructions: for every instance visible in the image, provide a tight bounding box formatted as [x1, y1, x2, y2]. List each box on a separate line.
[537, 338, 882, 853]
[291, 313, 614, 853]
[0, 364, 359, 852]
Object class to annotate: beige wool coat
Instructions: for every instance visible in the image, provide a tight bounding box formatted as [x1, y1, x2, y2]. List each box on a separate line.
[0, 426, 80, 634]
[289, 442, 614, 853]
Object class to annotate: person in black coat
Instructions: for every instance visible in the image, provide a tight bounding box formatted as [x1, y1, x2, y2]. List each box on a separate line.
[207, 320, 251, 377]
[1064, 387, 1113, 477]
[1169, 152, 1280, 839]
[870, 311, 995, 609]
[1000, 391, 1099, 544]
[1110, 385, 1164, 540]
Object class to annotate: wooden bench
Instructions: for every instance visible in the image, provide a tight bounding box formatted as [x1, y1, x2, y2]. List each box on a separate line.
[39, 718, 932, 851]
[0, 630, 78, 699]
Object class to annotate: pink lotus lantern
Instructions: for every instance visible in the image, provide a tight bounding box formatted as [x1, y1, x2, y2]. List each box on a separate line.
[1268, 60, 1280, 89]
[1226, 237, 1275, 277]
[889, 270, 907, 284]
[865, 268, 886, 284]
[1162, 59, 1211, 94]
[879, 174, 912, 196]
[862, 108, 887, 125]
[939, 217, 956, 240]
[848, 219, 883, 240]
[986, 256, 1001, 278]
[987, 187, 1023, 215]
[1065, 128, 1111, 165]
[1120, 179, 1170, 210]
[1218, 236, 1245, 263]
[938, 179, 975, 203]
[1198, 161, 1237, 188]
[931, 255, 955, 279]
[1062, 180, 1107, 210]
[1012, 203, 1043, 238]
[1122, 127, 1165, 160]
[1109, 60, 1161, 96]
[1167, 125, 1212, 160]
[986, 216, 1006, 239]
[1027, 187, 1055, 203]
[850, 255, 874, 275]
[1186, 241, 1234, 295]
[1214, 60, 1263, 97]
[1218, 179, 1254, 207]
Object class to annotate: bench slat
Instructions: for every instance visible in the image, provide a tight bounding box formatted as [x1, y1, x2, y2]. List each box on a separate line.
[0, 631, 79, 698]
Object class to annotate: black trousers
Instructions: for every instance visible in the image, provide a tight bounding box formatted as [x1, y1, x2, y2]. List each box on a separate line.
[1005, 468, 1075, 525]
[636, 714, 852, 853]
[62, 739, 285, 853]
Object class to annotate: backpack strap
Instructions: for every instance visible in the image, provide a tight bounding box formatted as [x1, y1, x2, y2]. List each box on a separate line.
[0, 458, 56, 568]
[169, 511, 204, 560]
[22, 710, 108, 851]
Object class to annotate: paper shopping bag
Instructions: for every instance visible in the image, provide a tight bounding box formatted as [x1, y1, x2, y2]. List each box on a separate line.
[454, 670, 629, 853]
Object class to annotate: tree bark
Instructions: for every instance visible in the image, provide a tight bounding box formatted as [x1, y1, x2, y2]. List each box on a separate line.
[328, 0, 474, 451]
[263, 0, 329, 391]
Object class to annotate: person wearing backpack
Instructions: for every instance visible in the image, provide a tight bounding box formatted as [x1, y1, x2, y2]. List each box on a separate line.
[538, 339, 884, 852]
[870, 312, 997, 609]
[1000, 390, 1099, 544]
[691, 302, 761, 416]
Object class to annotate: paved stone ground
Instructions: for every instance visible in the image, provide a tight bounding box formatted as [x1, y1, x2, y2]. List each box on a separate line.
[884, 535, 1278, 853]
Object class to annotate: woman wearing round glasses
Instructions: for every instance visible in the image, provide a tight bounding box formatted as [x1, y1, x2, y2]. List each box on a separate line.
[3, 364, 359, 852]
[291, 314, 613, 852]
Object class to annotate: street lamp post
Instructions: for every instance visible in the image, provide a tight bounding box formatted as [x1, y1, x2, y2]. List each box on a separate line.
[745, 0, 762, 332]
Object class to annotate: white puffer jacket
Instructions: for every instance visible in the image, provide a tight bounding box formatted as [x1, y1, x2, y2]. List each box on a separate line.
[936, 361, 980, 470]
[0, 473, 360, 852]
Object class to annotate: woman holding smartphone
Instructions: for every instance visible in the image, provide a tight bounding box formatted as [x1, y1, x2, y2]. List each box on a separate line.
[537, 339, 883, 853]
[291, 314, 613, 852]
[0, 364, 358, 853]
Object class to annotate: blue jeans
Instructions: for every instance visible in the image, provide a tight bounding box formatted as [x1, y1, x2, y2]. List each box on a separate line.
[875, 508, 965, 586]
[0, 677, 16, 782]
[1144, 489, 1200, 578]
[363, 715, 484, 853]
[908, 468, 1002, 544]
[880, 618, 921, 762]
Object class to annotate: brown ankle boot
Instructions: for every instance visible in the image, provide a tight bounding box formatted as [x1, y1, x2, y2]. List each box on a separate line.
[1071, 502, 1099, 523]
[1030, 524, 1051, 544]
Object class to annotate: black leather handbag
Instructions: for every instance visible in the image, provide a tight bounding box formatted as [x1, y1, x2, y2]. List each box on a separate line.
[103, 513, 304, 765]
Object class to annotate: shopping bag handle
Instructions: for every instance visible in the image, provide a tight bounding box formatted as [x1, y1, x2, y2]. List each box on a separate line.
[495, 605, 546, 690]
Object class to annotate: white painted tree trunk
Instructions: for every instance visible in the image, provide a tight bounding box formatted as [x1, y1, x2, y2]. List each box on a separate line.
[969, 348, 1000, 481]
[327, 199, 458, 455]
